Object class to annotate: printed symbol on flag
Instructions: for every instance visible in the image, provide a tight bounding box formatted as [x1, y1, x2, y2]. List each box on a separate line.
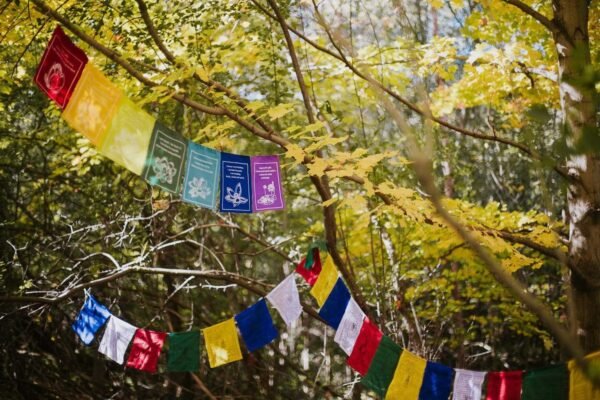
[257, 181, 277, 206]
[214, 339, 230, 365]
[187, 177, 211, 199]
[44, 63, 65, 95]
[152, 156, 177, 184]
[224, 182, 248, 207]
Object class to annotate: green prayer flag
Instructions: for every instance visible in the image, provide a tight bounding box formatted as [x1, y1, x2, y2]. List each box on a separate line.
[521, 364, 568, 400]
[167, 330, 201, 372]
[305, 240, 327, 269]
[361, 336, 402, 398]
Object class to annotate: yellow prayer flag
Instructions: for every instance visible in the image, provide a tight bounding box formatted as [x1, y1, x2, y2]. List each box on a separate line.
[310, 256, 338, 307]
[202, 318, 243, 368]
[100, 97, 155, 175]
[568, 351, 600, 400]
[385, 349, 426, 400]
[62, 64, 123, 146]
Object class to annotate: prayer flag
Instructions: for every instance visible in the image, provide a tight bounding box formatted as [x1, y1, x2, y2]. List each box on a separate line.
[419, 361, 454, 400]
[125, 329, 167, 373]
[318, 278, 350, 329]
[142, 122, 187, 193]
[101, 97, 155, 175]
[521, 364, 568, 400]
[167, 331, 201, 372]
[485, 370, 523, 400]
[296, 249, 322, 286]
[452, 369, 487, 400]
[202, 318, 243, 368]
[305, 241, 327, 270]
[72, 294, 111, 346]
[220, 152, 252, 213]
[386, 349, 427, 400]
[568, 351, 600, 400]
[347, 318, 383, 375]
[98, 315, 137, 364]
[310, 256, 338, 307]
[361, 336, 402, 398]
[35, 26, 88, 108]
[235, 299, 278, 352]
[266, 274, 302, 327]
[62, 63, 123, 146]
[334, 298, 365, 355]
[251, 155, 285, 211]
[182, 141, 220, 209]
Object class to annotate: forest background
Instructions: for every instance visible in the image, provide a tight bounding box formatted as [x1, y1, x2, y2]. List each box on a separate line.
[0, 0, 598, 398]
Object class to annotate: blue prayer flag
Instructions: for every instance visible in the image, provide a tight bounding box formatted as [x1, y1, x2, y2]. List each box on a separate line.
[182, 141, 221, 209]
[418, 361, 454, 400]
[234, 298, 278, 352]
[318, 278, 351, 329]
[72, 294, 111, 345]
[220, 152, 252, 213]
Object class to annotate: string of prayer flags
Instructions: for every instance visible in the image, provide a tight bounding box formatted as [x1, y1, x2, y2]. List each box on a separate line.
[251, 155, 285, 211]
[98, 315, 137, 365]
[266, 274, 302, 327]
[305, 241, 328, 270]
[202, 318, 243, 368]
[220, 152, 252, 213]
[418, 361, 454, 400]
[142, 122, 187, 194]
[568, 351, 600, 400]
[296, 250, 322, 286]
[62, 63, 123, 146]
[386, 349, 427, 400]
[125, 329, 167, 373]
[34, 26, 87, 108]
[183, 142, 221, 209]
[347, 318, 383, 375]
[452, 369, 487, 400]
[521, 364, 568, 400]
[101, 97, 155, 175]
[485, 370, 523, 400]
[361, 336, 402, 398]
[334, 298, 366, 355]
[310, 256, 338, 307]
[318, 278, 350, 329]
[235, 299, 278, 352]
[167, 331, 201, 372]
[72, 294, 111, 346]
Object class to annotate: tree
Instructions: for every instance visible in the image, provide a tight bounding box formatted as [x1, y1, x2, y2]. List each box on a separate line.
[0, 0, 598, 398]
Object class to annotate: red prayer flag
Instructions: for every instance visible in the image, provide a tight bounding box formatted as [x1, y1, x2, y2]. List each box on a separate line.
[347, 318, 383, 375]
[295, 249, 322, 286]
[125, 329, 167, 373]
[485, 370, 523, 400]
[34, 26, 88, 108]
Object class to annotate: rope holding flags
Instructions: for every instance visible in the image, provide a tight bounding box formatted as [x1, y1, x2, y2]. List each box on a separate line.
[34, 26, 286, 214]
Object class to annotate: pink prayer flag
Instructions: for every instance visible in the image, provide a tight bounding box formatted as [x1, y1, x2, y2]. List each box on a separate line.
[125, 328, 167, 373]
[34, 26, 88, 108]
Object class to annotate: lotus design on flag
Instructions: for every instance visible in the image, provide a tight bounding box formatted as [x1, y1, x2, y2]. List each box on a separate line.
[188, 177, 211, 199]
[44, 63, 65, 94]
[224, 182, 248, 207]
[152, 157, 177, 184]
[257, 182, 277, 206]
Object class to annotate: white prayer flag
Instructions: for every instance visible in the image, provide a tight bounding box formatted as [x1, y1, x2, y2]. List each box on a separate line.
[452, 369, 487, 400]
[334, 298, 365, 355]
[266, 274, 302, 326]
[98, 315, 137, 364]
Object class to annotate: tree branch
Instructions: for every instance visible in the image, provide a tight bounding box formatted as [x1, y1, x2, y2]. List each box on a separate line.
[502, 0, 559, 35]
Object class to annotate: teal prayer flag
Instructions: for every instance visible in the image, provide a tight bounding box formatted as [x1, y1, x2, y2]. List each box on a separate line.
[167, 331, 201, 372]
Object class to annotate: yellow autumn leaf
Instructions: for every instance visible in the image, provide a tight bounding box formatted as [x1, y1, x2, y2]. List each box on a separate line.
[307, 158, 328, 177]
[304, 135, 348, 153]
[267, 103, 295, 120]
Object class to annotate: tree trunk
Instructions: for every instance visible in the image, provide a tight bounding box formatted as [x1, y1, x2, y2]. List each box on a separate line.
[553, 0, 600, 353]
